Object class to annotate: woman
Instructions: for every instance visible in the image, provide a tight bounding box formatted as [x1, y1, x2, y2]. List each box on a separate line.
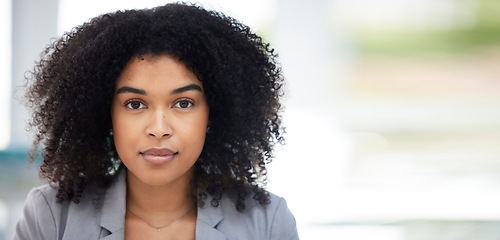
[14, 3, 298, 240]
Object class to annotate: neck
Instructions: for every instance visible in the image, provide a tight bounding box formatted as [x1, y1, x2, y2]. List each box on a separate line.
[126, 169, 195, 216]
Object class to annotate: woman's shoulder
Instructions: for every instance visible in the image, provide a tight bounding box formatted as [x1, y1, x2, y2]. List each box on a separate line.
[198, 191, 299, 240]
[28, 183, 60, 204]
[13, 184, 106, 240]
[23, 184, 70, 219]
[221, 191, 292, 218]
[13, 184, 66, 239]
[25, 183, 98, 212]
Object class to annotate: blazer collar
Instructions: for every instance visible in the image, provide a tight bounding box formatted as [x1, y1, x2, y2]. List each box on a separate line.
[96, 169, 228, 240]
[99, 169, 127, 239]
[195, 202, 227, 240]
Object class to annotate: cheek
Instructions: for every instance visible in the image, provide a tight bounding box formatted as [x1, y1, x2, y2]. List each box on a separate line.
[111, 109, 136, 154]
[183, 112, 209, 152]
[112, 120, 127, 154]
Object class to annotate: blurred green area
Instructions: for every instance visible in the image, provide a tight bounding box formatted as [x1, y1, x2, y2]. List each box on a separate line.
[354, 0, 500, 55]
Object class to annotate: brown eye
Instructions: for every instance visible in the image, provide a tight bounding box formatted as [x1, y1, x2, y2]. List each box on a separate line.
[174, 99, 193, 109]
[125, 101, 146, 109]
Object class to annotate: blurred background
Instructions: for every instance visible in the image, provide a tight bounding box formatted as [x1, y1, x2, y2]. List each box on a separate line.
[2, 0, 500, 239]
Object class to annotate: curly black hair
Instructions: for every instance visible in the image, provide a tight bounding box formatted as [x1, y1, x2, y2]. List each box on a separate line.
[24, 3, 284, 211]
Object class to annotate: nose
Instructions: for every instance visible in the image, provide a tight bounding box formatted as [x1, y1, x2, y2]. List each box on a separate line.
[146, 110, 172, 138]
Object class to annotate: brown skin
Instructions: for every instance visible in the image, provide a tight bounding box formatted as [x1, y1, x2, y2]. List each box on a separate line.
[111, 54, 209, 239]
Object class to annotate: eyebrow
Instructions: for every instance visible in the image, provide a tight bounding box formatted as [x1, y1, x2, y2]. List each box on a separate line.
[116, 86, 146, 95]
[116, 84, 202, 96]
[170, 84, 203, 95]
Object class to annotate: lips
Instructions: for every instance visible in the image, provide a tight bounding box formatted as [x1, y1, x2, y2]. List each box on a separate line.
[140, 148, 177, 164]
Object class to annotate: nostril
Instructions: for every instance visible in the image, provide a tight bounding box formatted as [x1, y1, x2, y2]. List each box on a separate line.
[148, 132, 170, 138]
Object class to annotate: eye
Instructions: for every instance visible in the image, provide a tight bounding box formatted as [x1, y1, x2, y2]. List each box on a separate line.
[125, 100, 146, 110]
[173, 99, 193, 109]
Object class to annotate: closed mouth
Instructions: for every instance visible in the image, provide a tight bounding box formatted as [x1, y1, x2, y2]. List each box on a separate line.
[140, 148, 177, 164]
[140, 148, 177, 156]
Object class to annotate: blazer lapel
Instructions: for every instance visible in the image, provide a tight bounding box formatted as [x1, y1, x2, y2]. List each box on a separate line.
[61, 199, 102, 240]
[93, 169, 227, 240]
[100, 229, 125, 240]
[99, 169, 127, 239]
[195, 203, 227, 240]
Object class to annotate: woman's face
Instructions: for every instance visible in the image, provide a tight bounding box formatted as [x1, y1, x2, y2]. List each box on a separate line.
[111, 54, 209, 187]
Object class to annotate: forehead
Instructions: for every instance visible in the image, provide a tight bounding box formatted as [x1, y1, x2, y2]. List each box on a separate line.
[115, 54, 201, 89]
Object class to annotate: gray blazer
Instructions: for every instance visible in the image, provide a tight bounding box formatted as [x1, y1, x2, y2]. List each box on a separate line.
[13, 170, 299, 240]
